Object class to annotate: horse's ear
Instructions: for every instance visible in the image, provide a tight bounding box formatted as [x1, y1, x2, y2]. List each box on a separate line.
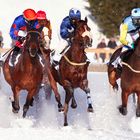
[85, 17, 88, 23]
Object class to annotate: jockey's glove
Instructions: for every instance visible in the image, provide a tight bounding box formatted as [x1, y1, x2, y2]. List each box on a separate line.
[18, 36, 25, 44]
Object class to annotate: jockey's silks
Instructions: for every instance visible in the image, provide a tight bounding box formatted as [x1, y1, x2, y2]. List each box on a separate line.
[119, 23, 128, 45]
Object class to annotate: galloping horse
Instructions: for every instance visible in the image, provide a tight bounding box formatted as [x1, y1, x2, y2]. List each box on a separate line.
[51, 17, 93, 126]
[118, 35, 140, 117]
[3, 27, 63, 117]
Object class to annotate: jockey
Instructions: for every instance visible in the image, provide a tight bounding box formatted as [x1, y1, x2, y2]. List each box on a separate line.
[9, 8, 37, 66]
[36, 10, 52, 50]
[112, 8, 140, 68]
[53, 8, 81, 66]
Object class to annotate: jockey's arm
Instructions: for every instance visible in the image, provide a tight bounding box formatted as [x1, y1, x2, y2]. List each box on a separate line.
[10, 24, 19, 40]
[119, 23, 128, 46]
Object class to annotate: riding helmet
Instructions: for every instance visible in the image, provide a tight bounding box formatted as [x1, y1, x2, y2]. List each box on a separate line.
[69, 8, 81, 20]
[23, 8, 37, 21]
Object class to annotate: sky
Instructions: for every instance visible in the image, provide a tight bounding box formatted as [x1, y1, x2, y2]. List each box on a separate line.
[0, 0, 140, 140]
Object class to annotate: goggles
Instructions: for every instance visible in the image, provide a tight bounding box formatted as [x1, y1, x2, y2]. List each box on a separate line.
[132, 18, 140, 26]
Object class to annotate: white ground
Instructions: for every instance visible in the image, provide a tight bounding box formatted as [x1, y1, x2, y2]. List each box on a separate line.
[0, 71, 140, 140]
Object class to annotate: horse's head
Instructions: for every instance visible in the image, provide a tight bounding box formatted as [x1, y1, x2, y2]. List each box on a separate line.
[25, 27, 42, 57]
[74, 17, 93, 48]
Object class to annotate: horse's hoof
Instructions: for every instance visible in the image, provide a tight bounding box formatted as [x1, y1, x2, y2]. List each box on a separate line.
[118, 105, 127, 115]
[136, 109, 140, 117]
[22, 112, 26, 118]
[113, 84, 118, 92]
[64, 123, 68, 126]
[71, 102, 77, 109]
[30, 98, 34, 106]
[12, 108, 19, 114]
[12, 101, 20, 113]
[58, 104, 64, 112]
[71, 104, 77, 109]
[87, 104, 94, 112]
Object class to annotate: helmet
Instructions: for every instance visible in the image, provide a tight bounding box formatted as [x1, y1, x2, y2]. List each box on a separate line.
[36, 10, 46, 20]
[69, 8, 81, 20]
[23, 8, 37, 21]
[131, 8, 140, 26]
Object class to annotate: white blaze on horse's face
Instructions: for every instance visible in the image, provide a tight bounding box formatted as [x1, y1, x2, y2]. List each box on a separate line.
[82, 25, 92, 39]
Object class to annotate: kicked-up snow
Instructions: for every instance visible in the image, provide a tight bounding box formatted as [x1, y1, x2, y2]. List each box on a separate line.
[0, 72, 140, 140]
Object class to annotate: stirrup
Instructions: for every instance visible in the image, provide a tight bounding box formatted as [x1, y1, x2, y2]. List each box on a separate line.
[53, 60, 59, 70]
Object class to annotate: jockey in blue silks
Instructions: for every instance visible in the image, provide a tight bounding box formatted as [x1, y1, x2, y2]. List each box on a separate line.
[9, 9, 52, 66]
[53, 8, 81, 66]
[112, 8, 140, 68]
[9, 8, 38, 65]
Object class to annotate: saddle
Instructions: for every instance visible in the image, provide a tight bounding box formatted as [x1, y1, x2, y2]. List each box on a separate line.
[121, 49, 134, 62]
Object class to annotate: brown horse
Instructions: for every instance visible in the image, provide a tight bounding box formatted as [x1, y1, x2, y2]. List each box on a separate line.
[118, 36, 140, 117]
[3, 27, 63, 117]
[51, 18, 93, 126]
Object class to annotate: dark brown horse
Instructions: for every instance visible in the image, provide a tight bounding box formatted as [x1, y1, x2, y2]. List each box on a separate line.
[118, 36, 140, 117]
[3, 28, 63, 117]
[51, 18, 93, 126]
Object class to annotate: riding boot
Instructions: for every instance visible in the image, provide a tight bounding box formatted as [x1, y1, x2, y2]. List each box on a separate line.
[11, 46, 20, 66]
[52, 53, 62, 69]
[112, 56, 122, 68]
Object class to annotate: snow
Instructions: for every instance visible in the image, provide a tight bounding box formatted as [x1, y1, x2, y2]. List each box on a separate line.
[0, 0, 139, 140]
[0, 71, 140, 140]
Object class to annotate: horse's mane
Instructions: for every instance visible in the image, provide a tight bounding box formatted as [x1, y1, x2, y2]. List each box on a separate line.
[134, 36, 140, 48]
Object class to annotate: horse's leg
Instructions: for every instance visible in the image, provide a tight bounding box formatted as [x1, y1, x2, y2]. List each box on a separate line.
[44, 83, 52, 100]
[71, 93, 77, 109]
[108, 69, 119, 91]
[46, 66, 63, 112]
[136, 92, 140, 117]
[23, 88, 38, 118]
[11, 86, 20, 113]
[118, 90, 128, 115]
[80, 79, 93, 112]
[64, 86, 73, 126]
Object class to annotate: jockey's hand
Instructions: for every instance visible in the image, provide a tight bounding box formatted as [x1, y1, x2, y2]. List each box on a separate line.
[18, 36, 25, 44]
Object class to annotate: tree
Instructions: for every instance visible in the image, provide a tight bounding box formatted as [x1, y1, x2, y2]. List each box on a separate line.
[87, 0, 140, 37]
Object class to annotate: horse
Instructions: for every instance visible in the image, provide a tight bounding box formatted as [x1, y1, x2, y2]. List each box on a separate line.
[118, 35, 140, 117]
[3, 27, 63, 117]
[51, 17, 93, 126]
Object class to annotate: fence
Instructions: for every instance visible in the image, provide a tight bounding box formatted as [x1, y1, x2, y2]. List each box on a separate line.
[85, 48, 116, 61]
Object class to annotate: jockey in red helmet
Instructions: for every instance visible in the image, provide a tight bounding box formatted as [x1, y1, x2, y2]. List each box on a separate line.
[36, 10, 52, 50]
[9, 8, 37, 66]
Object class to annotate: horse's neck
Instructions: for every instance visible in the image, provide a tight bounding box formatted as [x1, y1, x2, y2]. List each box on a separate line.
[66, 42, 86, 62]
[134, 44, 140, 57]
[22, 50, 33, 69]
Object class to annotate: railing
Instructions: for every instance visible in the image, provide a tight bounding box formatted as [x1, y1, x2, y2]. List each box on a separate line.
[0, 47, 120, 72]
[85, 48, 117, 61]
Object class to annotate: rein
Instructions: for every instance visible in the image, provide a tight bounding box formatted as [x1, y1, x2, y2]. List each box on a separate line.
[27, 30, 42, 36]
[63, 55, 87, 66]
[122, 61, 140, 73]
